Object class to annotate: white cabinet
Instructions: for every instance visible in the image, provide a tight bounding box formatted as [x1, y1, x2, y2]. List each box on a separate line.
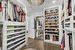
[28, 16, 35, 38]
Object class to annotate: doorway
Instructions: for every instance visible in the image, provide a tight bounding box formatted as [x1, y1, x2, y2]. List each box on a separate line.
[67, 32, 73, 50]
[34, 16, 44, 40]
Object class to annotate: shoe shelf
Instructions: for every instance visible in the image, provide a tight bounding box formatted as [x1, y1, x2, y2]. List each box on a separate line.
[44, 6, 62, 44]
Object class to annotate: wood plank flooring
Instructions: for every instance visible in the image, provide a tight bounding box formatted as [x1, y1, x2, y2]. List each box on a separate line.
[20, 38, 61, 50]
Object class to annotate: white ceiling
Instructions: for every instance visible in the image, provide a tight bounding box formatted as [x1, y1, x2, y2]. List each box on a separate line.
[10, 0, 61, 16]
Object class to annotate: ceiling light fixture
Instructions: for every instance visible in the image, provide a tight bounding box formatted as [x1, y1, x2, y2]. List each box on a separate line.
[52, 0, 56, 4]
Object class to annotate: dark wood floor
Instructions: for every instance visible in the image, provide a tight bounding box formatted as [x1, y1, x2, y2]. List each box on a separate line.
[20, 38, 61, 50]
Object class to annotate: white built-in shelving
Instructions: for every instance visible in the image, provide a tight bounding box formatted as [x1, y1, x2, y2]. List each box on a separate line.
[44, 6, 62, 45]
[0, 0, 28, 50]
[64, 0, 75, 50]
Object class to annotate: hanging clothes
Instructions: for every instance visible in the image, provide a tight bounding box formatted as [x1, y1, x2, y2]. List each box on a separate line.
[61, 31, 65, 50]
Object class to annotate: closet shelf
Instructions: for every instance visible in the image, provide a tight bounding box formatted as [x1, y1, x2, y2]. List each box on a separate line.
[45, 31, 59, 32]
[65, 27, 72, 31]
[65, 16, 72, 19]
[6, 21, 25, 26]
[45, 33, 59, 36]
[45, 25, 59, 26]
[7, 34, 25, 40]
[45, 22, 58, 23]
[65, 22, 70, 23]
[45, 18, 58, 20]
[7, 37, 25, 45]
[45, 28, 58, 29]
[7, 30, 25, 35]
[8, 40, 25, 50]
[7, 28, 25, 31]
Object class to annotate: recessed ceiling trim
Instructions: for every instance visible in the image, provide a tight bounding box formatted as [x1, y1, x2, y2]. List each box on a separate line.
[27, 0, 44, 6]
